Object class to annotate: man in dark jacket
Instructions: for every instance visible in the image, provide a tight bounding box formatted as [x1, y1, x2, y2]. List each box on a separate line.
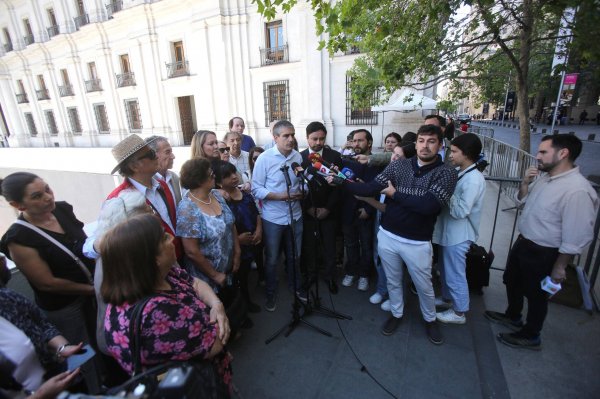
[301, 122, 343, 294]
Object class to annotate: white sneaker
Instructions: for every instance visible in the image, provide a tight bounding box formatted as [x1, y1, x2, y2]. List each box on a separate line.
[357, 277, 369, 291]
[436, 309, 466, 324]
[369, 292, 383, 304]
[342, 275, 355, 287]
[380, 299, 391, 312]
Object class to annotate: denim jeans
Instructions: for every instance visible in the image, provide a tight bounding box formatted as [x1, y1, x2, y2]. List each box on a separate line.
[342, 217, 374, 278]
[262, 218, 303, 299]
[377, 230, 435, 321]
[438, 241, 471, 312]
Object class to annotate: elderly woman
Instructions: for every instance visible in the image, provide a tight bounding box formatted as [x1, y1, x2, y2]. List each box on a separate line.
[217, 141, 231, 162]
[383, 132, 402, 152]
[0, 172, 99, 391]
[190, 130, 220, 161]
[177, 158, 240, 289]
[101, 214, 231, 392]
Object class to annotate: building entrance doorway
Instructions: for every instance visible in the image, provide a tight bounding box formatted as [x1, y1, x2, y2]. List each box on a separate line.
[178, 96, 195, 145]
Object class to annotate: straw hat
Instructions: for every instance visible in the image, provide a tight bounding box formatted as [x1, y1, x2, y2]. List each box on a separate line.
[111, 134, 158, 174]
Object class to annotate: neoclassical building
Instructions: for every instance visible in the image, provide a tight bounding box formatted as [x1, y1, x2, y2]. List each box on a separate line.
[0, 0, 431, 149]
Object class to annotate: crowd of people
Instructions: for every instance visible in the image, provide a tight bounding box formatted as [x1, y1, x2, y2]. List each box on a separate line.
[0, 113, 597, 397]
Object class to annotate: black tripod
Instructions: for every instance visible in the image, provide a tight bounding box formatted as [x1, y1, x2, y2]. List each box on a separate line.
[302, 173, 351, 322]
[265, 164, 332, 344]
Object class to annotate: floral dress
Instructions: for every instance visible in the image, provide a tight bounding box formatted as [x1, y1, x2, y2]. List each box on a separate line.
[104, 266, 232, 387]
[176, 190, 235, 290]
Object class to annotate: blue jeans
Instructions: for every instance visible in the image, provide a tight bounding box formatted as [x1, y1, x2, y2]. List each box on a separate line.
[262, 218, 303, 299]
[438, 241, 471, 313]
[342, 217, 373, 278]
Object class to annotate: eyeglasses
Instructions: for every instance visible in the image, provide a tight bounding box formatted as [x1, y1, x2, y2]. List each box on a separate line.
[218, 147, 231, 153]
[209, 170, 215, 178]
[137, 149, 157, 161]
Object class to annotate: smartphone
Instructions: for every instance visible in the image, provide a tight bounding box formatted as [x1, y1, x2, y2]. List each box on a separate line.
[66, 344, 96, 371]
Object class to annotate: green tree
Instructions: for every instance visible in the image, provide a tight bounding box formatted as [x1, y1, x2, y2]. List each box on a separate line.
[436, 99, 458, 114]
[254, 0, 592, 152]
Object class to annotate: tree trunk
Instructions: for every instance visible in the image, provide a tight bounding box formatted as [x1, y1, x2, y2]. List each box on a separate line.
[516, 0, 534, 153]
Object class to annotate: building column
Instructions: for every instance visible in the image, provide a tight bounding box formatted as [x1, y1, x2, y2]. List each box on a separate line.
[0, 74, 30, 147]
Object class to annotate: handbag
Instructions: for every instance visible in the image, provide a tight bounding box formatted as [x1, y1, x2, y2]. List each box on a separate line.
[106, 295, 230, 399]
[218, 277, 248, 336]
[13, 219, 93, 283]
[465, 243, 495, 295]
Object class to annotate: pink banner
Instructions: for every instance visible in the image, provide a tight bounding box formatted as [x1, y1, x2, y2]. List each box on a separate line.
[564, 73, 578, 85]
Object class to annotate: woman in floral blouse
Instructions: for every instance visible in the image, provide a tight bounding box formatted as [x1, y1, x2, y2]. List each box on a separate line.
[100, 214, 232, 390]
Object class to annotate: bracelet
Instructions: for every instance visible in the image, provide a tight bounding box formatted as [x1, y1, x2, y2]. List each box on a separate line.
[56, 344, 70, 357]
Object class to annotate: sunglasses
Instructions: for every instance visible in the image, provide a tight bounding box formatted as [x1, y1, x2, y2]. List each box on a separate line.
[218, 147, 231, 153]
[137, 148, 157, 161]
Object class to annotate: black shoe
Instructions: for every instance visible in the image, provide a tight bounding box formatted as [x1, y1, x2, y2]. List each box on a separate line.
[327, 280, 339, 295]
[296, 290, 308, 303]
[241, 317, 254, 329]
[425, 321, 443, 345]
[484, 310, 523, 331]
[381, 316, 402, 336]
[247, 301, 261, 313]
[265, 297, 276, 312]
[497, 332, 541, 351]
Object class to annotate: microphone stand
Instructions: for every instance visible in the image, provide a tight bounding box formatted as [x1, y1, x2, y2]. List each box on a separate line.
[302, 169, 351, 321]
[265, 164, 332, 344]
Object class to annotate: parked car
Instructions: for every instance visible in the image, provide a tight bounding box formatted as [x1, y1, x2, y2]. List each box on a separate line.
[457, 113, 471, 123]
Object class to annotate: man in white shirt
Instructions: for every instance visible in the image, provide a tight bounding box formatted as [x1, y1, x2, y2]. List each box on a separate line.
[145, 136, 181, 205]
[225, 131, 250, 175]
[252, 120, 306, 311]
[485, 134, 598, 350]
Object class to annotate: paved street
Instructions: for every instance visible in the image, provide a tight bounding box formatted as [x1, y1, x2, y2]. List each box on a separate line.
[471, 121, 600, 179]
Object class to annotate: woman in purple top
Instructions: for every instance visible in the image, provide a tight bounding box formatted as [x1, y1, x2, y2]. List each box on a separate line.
[100, 214, 232, 390]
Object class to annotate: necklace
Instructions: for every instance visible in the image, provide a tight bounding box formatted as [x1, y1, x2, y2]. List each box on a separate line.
[189, 191, 212, 205]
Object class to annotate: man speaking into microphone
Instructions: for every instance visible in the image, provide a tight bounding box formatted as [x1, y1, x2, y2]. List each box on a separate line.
[252, 120, 306, 312]
[300, 122, 343, 294]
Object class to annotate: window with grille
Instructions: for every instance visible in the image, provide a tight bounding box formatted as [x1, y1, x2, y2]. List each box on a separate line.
[67, 107, 82, 135]
[93, 103, 110, 133]
[263, 80, 290, 127]
[124, 99, 142, 132]
[345, 75, 378, 125]
[44, 110, 58, 135]
[24, 113, 37, 136]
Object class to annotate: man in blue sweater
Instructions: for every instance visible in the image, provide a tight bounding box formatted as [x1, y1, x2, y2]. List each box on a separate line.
[336, 124, 457, 344]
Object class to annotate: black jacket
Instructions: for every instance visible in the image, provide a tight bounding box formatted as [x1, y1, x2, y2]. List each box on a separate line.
[300, 147, 343, 219]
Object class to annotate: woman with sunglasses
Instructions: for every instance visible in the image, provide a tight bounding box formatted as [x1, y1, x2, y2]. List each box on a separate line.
[217, 141, 231, 162]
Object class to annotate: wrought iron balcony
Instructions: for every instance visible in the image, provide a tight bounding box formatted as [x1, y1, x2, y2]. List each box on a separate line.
[47, 25, 59, 38]
[84, 78, 102, 92]
[36, 89, 50, 100]
[166, 60, 189, 78]
[23, 35, 34, 45]
[74, 14, 89, 30]
[116, 72, 136, 87]
[59, 84, 74, 97]
[106, 1, 123, 18]
[16, 93, 28, 103]
[260, 44, 288, 66]
[3, 43, 12, 52]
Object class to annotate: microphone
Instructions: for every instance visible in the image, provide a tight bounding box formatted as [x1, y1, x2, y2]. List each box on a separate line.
[280, 163, 292, 188]
[291, 162, 315, 184]
[308, 152, 337, 171]
[340, 167, 355, 180]
[313, 161, 353, 182]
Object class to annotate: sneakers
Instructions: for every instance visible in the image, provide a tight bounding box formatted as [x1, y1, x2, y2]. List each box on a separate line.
[295, 290, 308, 303]
[380, 299, 391, 312]
[369, 292, 384, 304]
[425, 321, 443, 345]
[265, 297, 277, 312]
[435, 297, 452, 308]
[484, 310, 523, 331]
[436, 309, 466, 324]
[381, 315, 403, 336]
[357, 277, 369, 291]
[342, 275, 355, 287]
[497, 332, 541, 351]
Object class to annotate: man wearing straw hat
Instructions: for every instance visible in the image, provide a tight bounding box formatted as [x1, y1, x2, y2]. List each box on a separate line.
[107, 134, 182, 259]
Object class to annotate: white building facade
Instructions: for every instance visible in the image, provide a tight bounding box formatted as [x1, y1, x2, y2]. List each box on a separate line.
[0, 0, 430, 150]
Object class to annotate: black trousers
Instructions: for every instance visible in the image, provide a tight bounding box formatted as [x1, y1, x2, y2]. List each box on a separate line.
[302, 216, 337, 281]
[503, 235, 559, 337]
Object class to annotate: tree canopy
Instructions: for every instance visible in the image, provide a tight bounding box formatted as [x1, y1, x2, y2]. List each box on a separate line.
[254, 0, 597, 152]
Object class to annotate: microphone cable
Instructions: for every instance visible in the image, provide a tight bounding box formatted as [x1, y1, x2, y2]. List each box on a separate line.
[325, 288, 399, 399]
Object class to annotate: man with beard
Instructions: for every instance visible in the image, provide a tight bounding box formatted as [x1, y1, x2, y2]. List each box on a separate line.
[300, 122, 343, 294]
[485, 134, 597, 350]
[332, 124, 457, 344]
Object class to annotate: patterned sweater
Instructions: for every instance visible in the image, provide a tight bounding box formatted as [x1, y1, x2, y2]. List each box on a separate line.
[343, 156, 457, 241]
